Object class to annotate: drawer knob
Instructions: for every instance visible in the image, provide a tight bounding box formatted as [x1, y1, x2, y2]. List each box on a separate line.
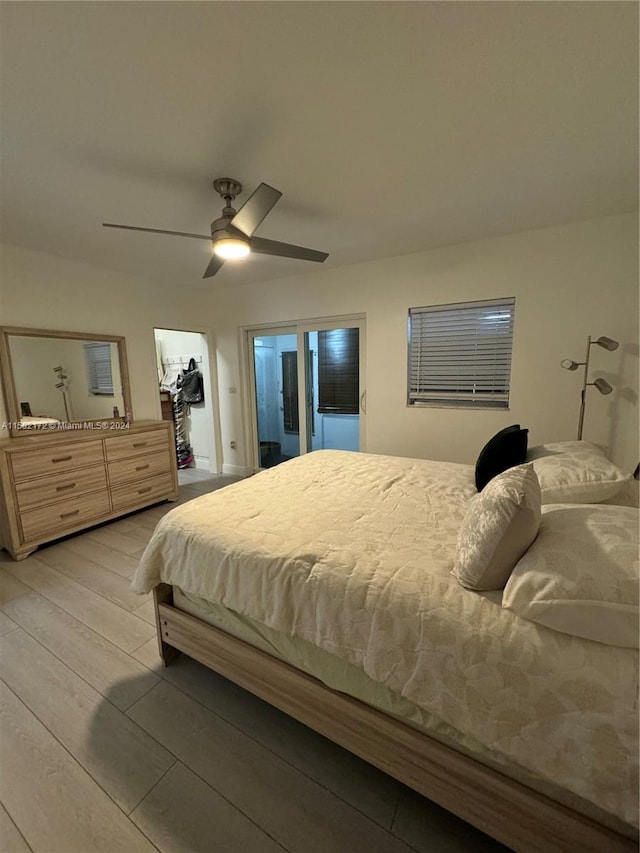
[133, 442, 148, 448]
[52, 455, 72, 463]
[60, 509, 80, 519]
[138, 486, 152, 494]
[56, 483, 76, 492]
[135, 464, 149, 472]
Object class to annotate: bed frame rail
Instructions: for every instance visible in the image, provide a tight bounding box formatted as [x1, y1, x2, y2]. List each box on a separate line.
[154, 588, 637, 853]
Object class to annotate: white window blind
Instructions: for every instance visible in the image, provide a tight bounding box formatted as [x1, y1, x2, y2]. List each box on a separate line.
[84, 342, 114, 396]
[408, 297, 515, 408]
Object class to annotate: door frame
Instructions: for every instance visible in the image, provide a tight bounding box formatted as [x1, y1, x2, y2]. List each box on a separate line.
[245, 324, 297, 473]
[242, 314, 366, 472]
[153, 326, 222, 475]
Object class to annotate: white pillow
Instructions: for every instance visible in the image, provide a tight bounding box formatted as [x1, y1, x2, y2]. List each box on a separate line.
[527, 441, 629, 504]
[502, 504, 639, 649]
[453, 464, 541, 591]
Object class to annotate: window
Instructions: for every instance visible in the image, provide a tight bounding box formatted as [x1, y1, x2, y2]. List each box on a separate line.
[407, 297, 515, 408]
[317, 328, 359, 414]
[84, 342, 114, 396]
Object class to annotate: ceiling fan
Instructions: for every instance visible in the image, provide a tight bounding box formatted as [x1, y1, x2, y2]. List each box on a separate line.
[103, 178, 329, 279]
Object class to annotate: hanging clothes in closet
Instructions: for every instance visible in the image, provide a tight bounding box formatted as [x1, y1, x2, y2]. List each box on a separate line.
[160, 365, 193, 469]
[172, 389, 194, 468]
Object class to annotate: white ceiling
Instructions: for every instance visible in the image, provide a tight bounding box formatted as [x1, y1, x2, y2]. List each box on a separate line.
[0, 2, 637, 289]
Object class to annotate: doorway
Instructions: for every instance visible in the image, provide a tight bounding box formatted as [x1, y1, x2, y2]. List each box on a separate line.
[251, 328, 300, 468]
[154, 328, 217, 474]
[247, 317, 365, 470]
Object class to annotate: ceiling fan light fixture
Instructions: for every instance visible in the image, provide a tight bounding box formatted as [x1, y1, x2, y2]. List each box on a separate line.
[103, 178, 327, 279]
[212, 237, 251, 260]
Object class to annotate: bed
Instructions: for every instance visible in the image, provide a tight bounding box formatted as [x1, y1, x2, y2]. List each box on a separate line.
[19, 416, 61, 426]
[131, 447, 639, 853]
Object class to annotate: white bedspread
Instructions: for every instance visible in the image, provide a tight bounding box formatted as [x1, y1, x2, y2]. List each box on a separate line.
[132, 450, 639, 827]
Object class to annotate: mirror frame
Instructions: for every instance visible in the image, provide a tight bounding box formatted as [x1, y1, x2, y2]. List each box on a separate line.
[0, 326, 132, 438]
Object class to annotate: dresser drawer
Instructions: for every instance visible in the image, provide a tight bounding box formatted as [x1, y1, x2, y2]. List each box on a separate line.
[15, 465, 107, 512]
[111, 473, 175, 512]
[105, 430, 170, 462]
[10, 440, 104, 482]
[20, 491, 111, 542]
[108, 449, 172, 487]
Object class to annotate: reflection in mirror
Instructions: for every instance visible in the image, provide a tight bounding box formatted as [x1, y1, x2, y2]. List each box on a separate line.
[10, 337, 125, 424]
[0, 327, 131, 434]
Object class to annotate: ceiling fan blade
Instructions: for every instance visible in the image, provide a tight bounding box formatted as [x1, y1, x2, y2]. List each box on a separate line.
[103, 223, 212, 241]
[203, 254, 225, 279]
[250, 236, 328, 263]
[230, 183, 282, 237]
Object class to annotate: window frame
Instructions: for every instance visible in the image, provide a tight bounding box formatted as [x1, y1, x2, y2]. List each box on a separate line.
[407, 297, 515, 409]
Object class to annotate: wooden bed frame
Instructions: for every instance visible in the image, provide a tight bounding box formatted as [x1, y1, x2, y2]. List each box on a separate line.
[153, 583, 637, 853]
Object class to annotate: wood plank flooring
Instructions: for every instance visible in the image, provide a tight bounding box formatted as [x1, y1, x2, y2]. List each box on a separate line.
[0, 467, 510, 853]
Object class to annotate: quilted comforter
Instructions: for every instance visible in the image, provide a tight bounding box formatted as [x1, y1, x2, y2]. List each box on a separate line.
[132, 450, 639, 828]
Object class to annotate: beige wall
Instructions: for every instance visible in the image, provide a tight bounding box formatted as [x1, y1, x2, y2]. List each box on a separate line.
[1, 212, 637, 474]
[209, 213, 638, 472]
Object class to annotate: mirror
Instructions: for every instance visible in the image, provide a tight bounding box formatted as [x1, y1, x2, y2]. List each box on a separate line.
[0, 326, 132, 435]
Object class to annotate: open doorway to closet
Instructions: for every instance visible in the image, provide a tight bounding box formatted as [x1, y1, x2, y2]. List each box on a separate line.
[154, 328, 217, 474]
[247, 317, 365, 470]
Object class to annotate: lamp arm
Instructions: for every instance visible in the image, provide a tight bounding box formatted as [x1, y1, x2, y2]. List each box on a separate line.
[577, 335, 592, 440]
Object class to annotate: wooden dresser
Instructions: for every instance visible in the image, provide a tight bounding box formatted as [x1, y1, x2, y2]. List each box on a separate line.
[0, 420, 178, 560]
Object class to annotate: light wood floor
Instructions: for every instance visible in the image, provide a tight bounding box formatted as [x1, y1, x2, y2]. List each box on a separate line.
[0, 467, 510, 853]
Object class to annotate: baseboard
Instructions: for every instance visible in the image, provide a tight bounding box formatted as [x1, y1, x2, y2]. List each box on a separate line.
[193, 456, 210, 471]
[222, 463, 252, 477]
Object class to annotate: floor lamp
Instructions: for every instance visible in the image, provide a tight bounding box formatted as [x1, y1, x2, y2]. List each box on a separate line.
[561, 335, 618, 440]
[53, 365, 73, 422]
